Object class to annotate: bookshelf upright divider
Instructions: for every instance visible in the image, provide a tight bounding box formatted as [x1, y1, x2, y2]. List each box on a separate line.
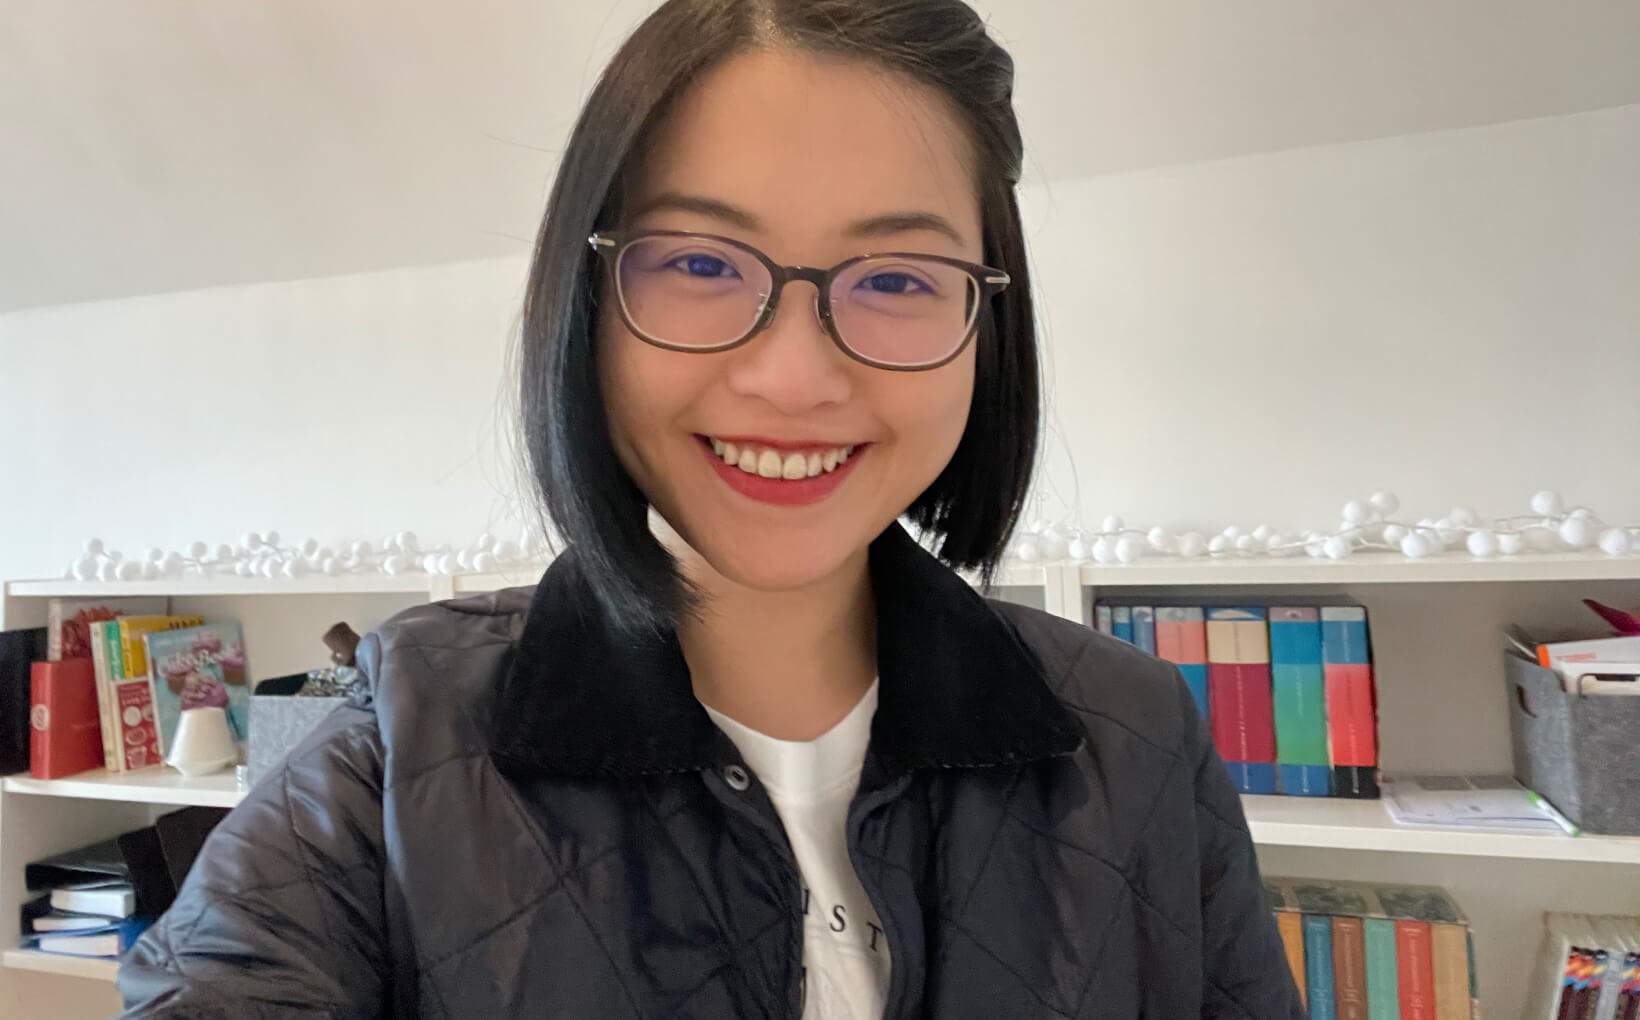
[3, 552, 1639, 1018]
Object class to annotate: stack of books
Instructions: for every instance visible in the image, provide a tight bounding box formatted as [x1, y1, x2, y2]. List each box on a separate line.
[18, 811, 228, 960]
[1266, 877, 1477, 1019]
[1095, 600, 1379, 798]
[23, 597, 250, 780]
[1525, 914, 1640, 1019]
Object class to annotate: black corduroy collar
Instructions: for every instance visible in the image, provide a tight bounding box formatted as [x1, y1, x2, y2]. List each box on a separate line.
[487, 521, 1082, 780]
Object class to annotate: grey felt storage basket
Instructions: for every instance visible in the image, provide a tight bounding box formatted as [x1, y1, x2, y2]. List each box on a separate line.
[247, 695, 347, 787]
[1507, 652, 1640, 835]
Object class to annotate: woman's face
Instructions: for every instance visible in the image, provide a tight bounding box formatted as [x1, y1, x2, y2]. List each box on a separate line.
[599, 48, 983, 593]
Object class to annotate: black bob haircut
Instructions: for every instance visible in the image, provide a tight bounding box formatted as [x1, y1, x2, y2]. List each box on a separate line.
[521, 0, 1040, 633]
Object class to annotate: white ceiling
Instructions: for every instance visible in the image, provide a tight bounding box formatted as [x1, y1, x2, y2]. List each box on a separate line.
[3, 0, 1638, 314]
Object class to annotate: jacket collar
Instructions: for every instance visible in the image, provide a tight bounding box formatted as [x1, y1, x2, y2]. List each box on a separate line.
[488, 521, 1083, 780]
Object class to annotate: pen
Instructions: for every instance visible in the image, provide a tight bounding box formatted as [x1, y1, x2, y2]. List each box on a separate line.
[1527, 791, 1581, 837]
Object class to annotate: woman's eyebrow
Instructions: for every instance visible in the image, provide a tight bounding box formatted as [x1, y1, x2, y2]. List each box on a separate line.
[631, 192, 967, 246]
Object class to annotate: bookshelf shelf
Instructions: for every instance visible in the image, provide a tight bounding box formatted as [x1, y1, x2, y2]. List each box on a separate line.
[1078, 551, 1640, 587]
[1244, 795, 1640, 864]
[1, 948, 119, 982]
[5, 574, 439, 599]
[2, 769, 245, 809]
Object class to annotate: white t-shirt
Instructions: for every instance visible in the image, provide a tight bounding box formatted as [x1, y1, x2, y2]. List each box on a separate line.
[704, 682, 891, 1020]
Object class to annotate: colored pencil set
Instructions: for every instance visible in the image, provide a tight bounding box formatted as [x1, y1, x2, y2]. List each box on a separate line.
[1094, 601, 1379, 798]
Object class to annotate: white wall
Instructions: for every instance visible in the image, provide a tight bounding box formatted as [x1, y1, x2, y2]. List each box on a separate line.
[2, 105, 1637, 584]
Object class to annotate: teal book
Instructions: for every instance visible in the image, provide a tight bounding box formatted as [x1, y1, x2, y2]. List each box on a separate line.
[1304, 914, 1337, 1020]
[1362, 917, 1400, 1020]
[1270, 607, 1329, 797]
[1112, 606, 1133, 645]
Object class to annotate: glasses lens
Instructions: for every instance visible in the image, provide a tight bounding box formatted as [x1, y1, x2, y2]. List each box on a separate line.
[829, 257, 978, 368]
[616, 236, 772, 348]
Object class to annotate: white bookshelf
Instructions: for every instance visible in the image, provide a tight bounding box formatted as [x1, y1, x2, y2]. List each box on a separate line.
[2, 552, 1637, 1018]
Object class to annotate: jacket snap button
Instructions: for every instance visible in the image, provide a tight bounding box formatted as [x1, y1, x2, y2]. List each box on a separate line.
[724, 764, 751, 791]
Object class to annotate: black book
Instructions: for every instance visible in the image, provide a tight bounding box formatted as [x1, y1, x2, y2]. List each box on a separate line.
[0, 627, 47, 775]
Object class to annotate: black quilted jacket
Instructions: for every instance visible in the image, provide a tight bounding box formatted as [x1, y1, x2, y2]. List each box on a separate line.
[117, 523, 1305, 1019]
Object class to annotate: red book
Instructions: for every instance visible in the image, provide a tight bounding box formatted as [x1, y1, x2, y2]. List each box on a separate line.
[30, 659, 105, 779]
[1205, 608, 1276, 794]
[113, 677, 163, 770]
[1397, 920, 1437, 1020]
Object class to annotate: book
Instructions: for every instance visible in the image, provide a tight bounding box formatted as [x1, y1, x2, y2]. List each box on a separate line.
[1112, 605, 1133, 645]
[1535, 634, 1640, 679]
[1362, 917, 1400, 1020]
[25, 812, 225, 922]
[22, 915, 151, 958]
[1269, 877, 1474, 1020]
[1525, 914, 1640, 1020]
[32, 912, 118, 933]
[1205, 607, 1276, 795]
[1277, 910, 1308, 1007]
[111, 674, 163, 770]
[1270, 606, 1330, 797]
[1321, 606, 1379, 799]
[1396, 921, 1436, 1020]
[0, 627, 47, 775]
[49, 881, 134, 917]
[46, 597, 168, 662]
[117, 615, 204, 679]
[1131, 606, 1156, 655]
[1156, 607, 1209, 719]
[145, 621, 250, 756]
[1429, 922, 1473, 1020]
[89, 620, 122, 771]
[1094, 604, 1112, 635]
[1333, 915, 1368, 1020]
[28, 658, 103, 779]
[1305, 914, 1337, 1020]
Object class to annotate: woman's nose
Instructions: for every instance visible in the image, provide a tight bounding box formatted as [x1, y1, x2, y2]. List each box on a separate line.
[721, 280, 853, 414]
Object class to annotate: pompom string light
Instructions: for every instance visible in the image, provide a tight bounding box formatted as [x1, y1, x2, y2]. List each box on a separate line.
[1009, 491, 1639, 565]
[64, 529, 552, 583]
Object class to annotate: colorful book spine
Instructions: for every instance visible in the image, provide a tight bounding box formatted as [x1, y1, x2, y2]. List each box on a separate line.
[1131, 606, 1156, 655]
[1395, 921, 1436, 1020]
[1278, 911, 1308, 1008]
[1305, 914, 1338, 1020]
[1429, 923, 1473, 1020]
[1112, 606, 1133, 645]
[1333, 915, 1368, 1020]
[1321, 606, 1379, 799]
[1205, 607, 1276, 795]
[117, 615, 204, 678]
[1270, 606, 1330, 797]
[1094, 605, 1112, 636]
[88, 621, 120, 772]
[1362, 917, 1400, 1020]
[1156, 607, 1209, 719]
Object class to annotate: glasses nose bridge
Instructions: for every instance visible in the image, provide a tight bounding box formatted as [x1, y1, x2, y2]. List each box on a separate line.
[758, 263, 834, 329]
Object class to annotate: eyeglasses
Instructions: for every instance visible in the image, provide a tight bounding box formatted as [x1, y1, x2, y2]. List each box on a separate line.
[588, 230, 1009, 371]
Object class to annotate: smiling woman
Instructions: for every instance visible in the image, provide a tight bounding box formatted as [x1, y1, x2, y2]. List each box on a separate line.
[114, 2, 1305, 1018]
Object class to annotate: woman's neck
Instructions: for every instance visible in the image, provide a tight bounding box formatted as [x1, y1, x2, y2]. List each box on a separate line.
[677, 546, 877, 742]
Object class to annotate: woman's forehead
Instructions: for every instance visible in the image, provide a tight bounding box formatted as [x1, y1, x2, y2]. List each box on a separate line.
[628, 49, 981, 251]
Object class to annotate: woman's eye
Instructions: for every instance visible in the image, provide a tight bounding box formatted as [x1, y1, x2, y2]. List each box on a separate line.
[667, 253, 738, 279]
[859, 272, 929, 295]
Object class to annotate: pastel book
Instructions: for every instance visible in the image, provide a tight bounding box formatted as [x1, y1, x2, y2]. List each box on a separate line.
[1269, 606, 1330, 797]
[144, 622, 250, 758]
[1205, 607, 1276, 795]
[1155, 607, 1210, 720]
[1321, 606, 1380, 799]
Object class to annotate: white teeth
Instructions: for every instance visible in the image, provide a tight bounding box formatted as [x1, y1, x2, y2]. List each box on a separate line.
[709, 438, 859, 478]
